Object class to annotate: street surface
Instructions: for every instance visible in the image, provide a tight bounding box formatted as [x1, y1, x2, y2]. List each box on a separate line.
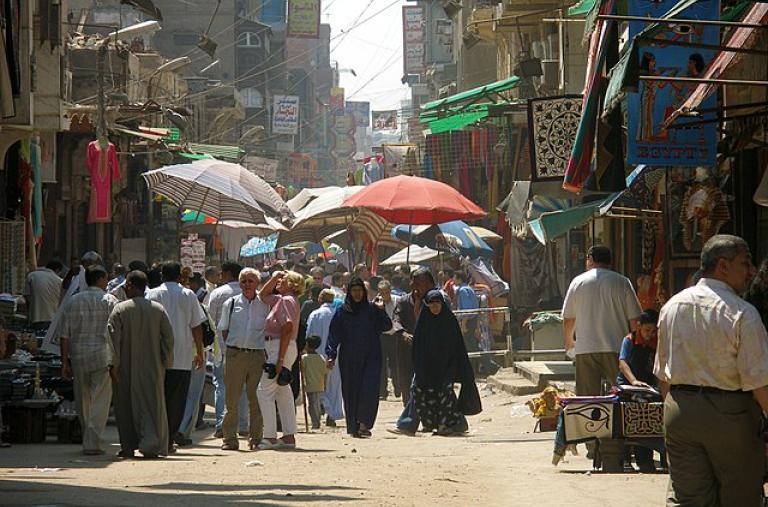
[0, 385, 666, 506]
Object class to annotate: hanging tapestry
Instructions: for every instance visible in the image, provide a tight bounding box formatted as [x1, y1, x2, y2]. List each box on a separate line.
[562, 400, 615, 442]
[528, 95, 583, 181]
[621, 402, 664, 438]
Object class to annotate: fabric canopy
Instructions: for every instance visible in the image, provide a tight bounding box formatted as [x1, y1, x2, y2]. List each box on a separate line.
[422, 76, 521, 112]
[380, 245, 440, 266]
[424, 109, 489, 134]
[568, 0, 596, 16]
[528, 203, 600, 244]
[391, 221, 494, 258]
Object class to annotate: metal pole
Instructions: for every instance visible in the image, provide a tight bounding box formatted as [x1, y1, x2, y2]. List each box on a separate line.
[639, 76, 768, 87]
[597, 14, 768, 29]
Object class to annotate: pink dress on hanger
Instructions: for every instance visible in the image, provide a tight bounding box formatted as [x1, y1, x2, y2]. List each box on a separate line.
[86, 140, 120, 223]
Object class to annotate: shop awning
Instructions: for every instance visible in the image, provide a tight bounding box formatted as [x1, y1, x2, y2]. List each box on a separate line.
[497, 180, 577, 226]
[184, 143, 244, 161]
[528, 202, 600, 244]
[421, 76, 521, 113]
[603, 0, 768, 118]
[664, 3, 768, 127]
[568, 0, 596, 17]
[422, 107, 489, 134]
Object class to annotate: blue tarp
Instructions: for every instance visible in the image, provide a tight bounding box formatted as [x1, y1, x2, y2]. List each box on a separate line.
[240, 234, 278, 257]
[391, 221, 493, 258]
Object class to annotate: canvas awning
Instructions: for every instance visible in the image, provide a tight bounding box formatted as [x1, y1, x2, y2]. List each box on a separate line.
[421, 76, 521, 113]
[421, 106, 490, 134]
[664, 3, 768, 127]
[184, 142, 244, 161]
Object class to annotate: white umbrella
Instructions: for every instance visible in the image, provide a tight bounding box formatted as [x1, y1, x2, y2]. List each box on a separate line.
[291, 186, 364, 229]
[182, 216, 287, 236]
[143, 158, 292, 223]
[287, 186, 342, 214]
[380, 245, 440, 266]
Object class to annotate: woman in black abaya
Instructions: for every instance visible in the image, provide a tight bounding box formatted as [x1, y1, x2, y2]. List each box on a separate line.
[412, 289, 482, 436]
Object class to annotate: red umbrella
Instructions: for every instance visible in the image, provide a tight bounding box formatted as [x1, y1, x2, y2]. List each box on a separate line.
[342, 175, 486, 225]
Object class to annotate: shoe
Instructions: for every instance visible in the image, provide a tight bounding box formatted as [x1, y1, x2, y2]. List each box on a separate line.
[386, 427, 415, 437]
[325, 417, 336, 428]
[277, 437, 296, 450]
[213, 429, 223, 438]
[358, 429, 372, 438]
[167, 444, 177, 455]
[221, 442, 239, 451]
[238, 430, 249, 437]
[83, 449, 105, 456]
[116, 450, 135, 459]
[256, 438, 279, 450]
[141, 452, 160, 460]
[173, 433, 192, 447]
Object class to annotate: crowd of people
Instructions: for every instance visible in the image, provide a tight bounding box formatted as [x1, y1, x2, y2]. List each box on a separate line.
[19, 251, 483, 458]
[562, 236, 768, 506]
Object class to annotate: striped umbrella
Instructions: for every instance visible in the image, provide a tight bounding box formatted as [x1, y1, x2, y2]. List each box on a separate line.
[143, 159, 292, 223]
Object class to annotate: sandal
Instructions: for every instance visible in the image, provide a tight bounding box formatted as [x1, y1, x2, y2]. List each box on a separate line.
[277, 437, 296, 450]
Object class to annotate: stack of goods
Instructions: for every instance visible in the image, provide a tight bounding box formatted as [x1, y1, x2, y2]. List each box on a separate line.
[10, 376, 32, 401]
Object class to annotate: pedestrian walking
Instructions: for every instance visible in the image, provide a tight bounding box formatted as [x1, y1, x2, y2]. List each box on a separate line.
[59, 265, 119, 455]
[326, 277, 392, 438]
[412, 289, 481, 436]
[218, 268, 269, 451]
[24, 260, 63, 329]
[302, 335, 327, 430]
[256, 271, 303, 449]
[655, 235, 768, 506]
[207, 261, 249, 439]
[307, 289, 344, 427]
[377, 280, 400, 400]
[146, 261, 206, 454]
[562, 245, 642, 397]
[108, 271, 175, 459]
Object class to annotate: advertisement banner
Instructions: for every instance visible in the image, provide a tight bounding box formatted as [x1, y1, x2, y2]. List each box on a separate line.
[272, 95, 300, 135]
[287, 0, 321, 39]
[402, 5, 426, 75]
[372, 110, 398, 130]
[330, 87, 345, 117]
[345, 101, 370, 127]
[627, 0, 719, 166]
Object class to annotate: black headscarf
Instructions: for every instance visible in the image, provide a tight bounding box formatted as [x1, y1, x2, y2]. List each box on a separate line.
[342, 277, 368, 313]
[413, 289, 482, 415]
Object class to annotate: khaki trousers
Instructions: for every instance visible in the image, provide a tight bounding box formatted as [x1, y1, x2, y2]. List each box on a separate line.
[223, 347, 265, 446]
[72, 365, 112, 452]
[664, 390, 765, 507]
[575, 352, 619, 396]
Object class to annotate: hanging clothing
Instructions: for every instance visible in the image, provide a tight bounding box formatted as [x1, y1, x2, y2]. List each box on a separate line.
[86, 141, 120, 224]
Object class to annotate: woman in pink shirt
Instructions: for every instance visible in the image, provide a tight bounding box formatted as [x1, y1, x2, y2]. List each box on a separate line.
[257, 271, 303, 450]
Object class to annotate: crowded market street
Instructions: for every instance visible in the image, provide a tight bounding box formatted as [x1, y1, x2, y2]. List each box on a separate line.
[0, 386, 666, 507]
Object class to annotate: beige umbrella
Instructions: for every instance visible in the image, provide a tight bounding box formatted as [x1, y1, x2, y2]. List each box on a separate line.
[471, 226, 503, 243]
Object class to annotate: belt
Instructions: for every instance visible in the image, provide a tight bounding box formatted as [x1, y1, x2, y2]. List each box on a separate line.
[670, 384, 751, 396]
[227, 345, 262, 352]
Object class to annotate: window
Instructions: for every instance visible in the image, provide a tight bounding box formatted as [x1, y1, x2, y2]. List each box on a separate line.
[240, 87, 263, 108]
[237, 32, 262, 48]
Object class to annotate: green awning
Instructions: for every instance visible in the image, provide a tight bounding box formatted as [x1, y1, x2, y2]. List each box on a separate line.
[185, 143, 244, 161]
[179, 152, 214, 160]
[426, 110, 489, 134]
[422, 76, 521, 113]
[528, 202, 600, 244]
[568, 0, 596, 17]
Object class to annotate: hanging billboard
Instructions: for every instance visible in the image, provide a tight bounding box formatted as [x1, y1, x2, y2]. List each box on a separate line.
[345, 101, 370, 127]
[627, 0, 719, 166]
[372, 110, 398, 130]
[287, 0, 321, 39]
[272, 95, 300, 135]
[402, 5, 426, 75]
[330, 87, 345, 117]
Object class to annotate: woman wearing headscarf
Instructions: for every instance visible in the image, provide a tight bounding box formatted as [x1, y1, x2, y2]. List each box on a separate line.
[326, 277, 392, 438]
[412, 289, 482, 436]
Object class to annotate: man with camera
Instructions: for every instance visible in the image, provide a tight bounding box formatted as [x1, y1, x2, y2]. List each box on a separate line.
[217, 268, 270, 451]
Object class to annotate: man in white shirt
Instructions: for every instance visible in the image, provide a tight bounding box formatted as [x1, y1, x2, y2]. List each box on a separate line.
[562, 245, 642, 397]
[217, 268, 270, 451]
[24, 260, 64, 328]
[146, 261, 206, 454]
[655, 235, 768, 507]
[206, 261, 248, 438]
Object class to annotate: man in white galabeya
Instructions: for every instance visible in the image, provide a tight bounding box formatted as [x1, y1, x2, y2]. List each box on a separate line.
[562, 245, 643, 397]
[655, 234, 768, 507]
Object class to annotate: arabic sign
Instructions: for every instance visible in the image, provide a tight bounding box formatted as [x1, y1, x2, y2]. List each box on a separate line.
[402, 5, 426, 75]
[287, 0, 321, 39]
[330, 87, 345, 117]
[372, 110, 398, 130]
[345, 101, 370, 127]
[272, 95, 300, 135]
[627, 0, 719, 166]
[246, 155, 279, 181]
